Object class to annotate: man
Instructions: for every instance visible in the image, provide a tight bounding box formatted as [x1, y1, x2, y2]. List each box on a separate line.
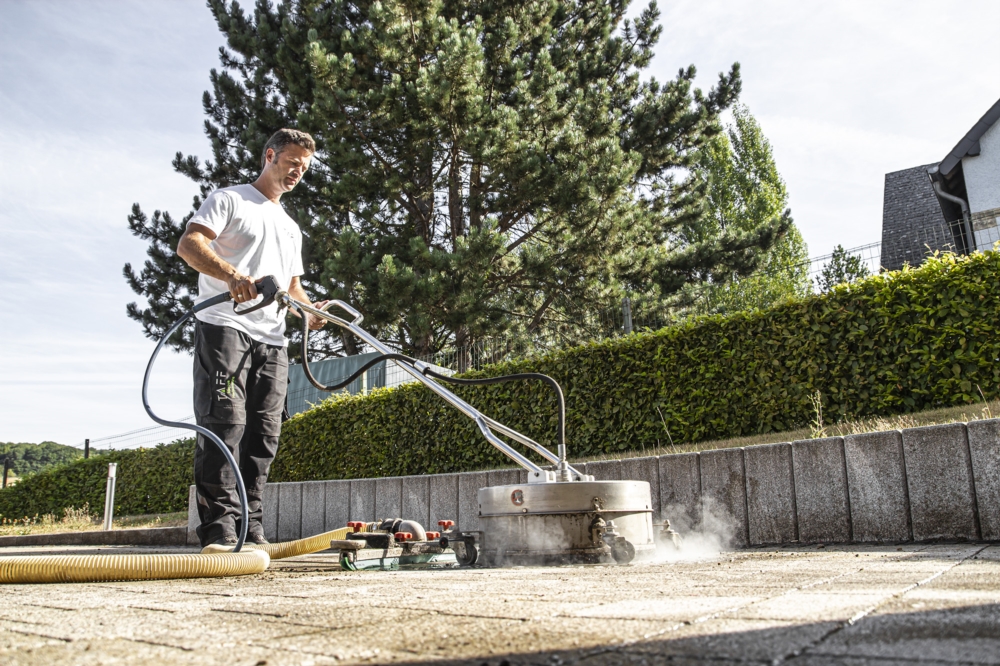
[177, 128, 326, 547]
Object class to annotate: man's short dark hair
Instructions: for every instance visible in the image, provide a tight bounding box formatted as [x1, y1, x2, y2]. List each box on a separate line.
[261, 129, 316, 169]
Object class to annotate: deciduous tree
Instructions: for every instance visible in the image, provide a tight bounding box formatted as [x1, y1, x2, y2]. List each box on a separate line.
[695, 104, 808, 314]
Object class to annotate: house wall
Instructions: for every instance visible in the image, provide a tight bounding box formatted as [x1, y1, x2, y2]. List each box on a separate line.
[964, 119, 1000, 214]
[963, 119, 1000, 251]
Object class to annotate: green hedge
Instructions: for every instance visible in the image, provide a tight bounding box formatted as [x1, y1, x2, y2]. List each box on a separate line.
[0, 439, 194, 520]
[273, 252, 1000, 482]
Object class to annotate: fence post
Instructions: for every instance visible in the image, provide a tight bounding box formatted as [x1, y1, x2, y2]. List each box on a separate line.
[622, 297, 633, 335]
[84, 438, 90, 459]
[2, 458, 10, 488]
[103, 463, 118, 531]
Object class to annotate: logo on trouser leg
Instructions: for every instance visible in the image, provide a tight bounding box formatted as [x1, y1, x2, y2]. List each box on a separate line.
[215, 371, 236, 400]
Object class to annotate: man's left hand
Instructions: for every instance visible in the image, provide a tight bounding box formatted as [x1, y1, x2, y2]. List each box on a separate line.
[307, 300, 330, 330]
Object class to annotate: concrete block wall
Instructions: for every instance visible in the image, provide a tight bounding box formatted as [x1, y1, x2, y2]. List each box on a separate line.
[188, 419, 1000, 548]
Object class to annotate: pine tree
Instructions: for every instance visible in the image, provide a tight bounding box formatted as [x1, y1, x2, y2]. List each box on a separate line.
[816, 245, 870, 293]
[696, 104, 808, 314]
[124, 0, 788, 358]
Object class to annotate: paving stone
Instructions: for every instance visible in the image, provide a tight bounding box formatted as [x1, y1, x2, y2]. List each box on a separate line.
[429, 473, 460, 529]
[401, 475, 430, 526]
[622, 456, 661, 518]
[901, 423, 978, 541]
[792, 437, 851, 543]
[624, 618, 838, 665]
[375, 476, 403, 520]
[300, 481, 326, 538]
[458, 471, 488, 532]
[659, 452, 701, 531]
[588, 459, 622, 480]
[276, 481, 302, 541]
[573, 595, 761, 621]
[815, 600, 1000, 663]
[186, 485, 198, 545]
[735, 591, 889, 622]
[845, 430, 911, 542]
[261, 481, 279, 541]
[966, 419, 1000, 540]
[745, 443, 797, 545]
[324, 479, 351, 531]
[349, 478, 376, 522]
[699, 448, 749, 548]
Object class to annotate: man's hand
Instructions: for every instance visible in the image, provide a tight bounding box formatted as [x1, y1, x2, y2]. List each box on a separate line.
[227, 273, 259, 304]
[307, 300, 329, 330]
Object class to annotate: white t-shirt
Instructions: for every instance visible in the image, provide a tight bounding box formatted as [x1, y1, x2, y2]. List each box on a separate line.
[188, 184, 304, 346]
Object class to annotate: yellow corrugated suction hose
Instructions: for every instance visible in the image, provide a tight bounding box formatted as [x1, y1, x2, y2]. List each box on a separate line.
[200, 525, 371, 559]
[0, 524, 371, 584]
[0, 550, 269, 584]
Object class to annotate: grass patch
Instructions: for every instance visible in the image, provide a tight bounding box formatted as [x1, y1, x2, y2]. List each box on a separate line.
[574, 399, 1000, 463]
[0, 506, 187, 537]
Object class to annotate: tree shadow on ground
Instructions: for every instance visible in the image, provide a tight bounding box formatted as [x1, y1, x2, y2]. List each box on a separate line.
[396, 603, 1000, 666]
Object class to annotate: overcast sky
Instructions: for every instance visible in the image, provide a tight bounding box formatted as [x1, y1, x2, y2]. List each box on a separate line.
[1, 0, 998, 446]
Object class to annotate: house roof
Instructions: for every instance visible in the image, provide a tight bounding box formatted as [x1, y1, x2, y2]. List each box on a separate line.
[939, 96, 1000, 177]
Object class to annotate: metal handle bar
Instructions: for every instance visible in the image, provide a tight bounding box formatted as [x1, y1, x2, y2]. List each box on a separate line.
[319, 299, 364, 325]
[283, 292, 586, 482]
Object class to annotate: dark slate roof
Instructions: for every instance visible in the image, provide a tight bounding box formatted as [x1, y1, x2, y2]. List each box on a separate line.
[939, 96, 1000, 177]
[881, 164, 954, 270]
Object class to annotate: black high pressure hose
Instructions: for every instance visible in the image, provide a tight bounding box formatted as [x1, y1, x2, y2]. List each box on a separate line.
[296, 311, 567, 453]
[142, 276, 281, 553]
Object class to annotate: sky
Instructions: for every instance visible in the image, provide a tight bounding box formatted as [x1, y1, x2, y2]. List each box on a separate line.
[0, 0, 998, 446]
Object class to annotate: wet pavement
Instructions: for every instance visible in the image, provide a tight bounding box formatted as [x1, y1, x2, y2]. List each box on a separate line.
[0, 543, 998, 665]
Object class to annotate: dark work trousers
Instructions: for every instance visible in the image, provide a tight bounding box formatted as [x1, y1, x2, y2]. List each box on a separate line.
[192, 320, 288, 546]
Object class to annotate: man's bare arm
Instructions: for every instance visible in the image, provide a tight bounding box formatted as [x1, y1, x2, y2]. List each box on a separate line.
[287, 276, 327, 330]
[177, 223, 258, 303]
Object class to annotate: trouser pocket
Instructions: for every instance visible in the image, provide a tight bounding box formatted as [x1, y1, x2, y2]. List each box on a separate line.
[193, 321, 252, 425]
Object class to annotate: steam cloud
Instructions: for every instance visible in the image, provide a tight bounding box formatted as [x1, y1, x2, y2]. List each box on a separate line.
[652, 498, 736, 563]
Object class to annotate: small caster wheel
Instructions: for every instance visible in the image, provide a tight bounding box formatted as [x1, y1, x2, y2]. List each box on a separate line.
[456, 542, 478, 567]
[611, 538, 635, 564]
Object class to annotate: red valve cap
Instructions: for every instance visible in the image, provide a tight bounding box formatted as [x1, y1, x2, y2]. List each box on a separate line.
[425, 531, 440, 540]
[438, 520, 455, 529]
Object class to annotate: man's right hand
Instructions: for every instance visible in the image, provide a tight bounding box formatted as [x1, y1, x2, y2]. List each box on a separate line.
[227, 274, 258, 304]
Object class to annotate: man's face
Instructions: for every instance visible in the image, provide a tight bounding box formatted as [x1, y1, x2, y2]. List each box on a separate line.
[266, 144, 312, 192]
